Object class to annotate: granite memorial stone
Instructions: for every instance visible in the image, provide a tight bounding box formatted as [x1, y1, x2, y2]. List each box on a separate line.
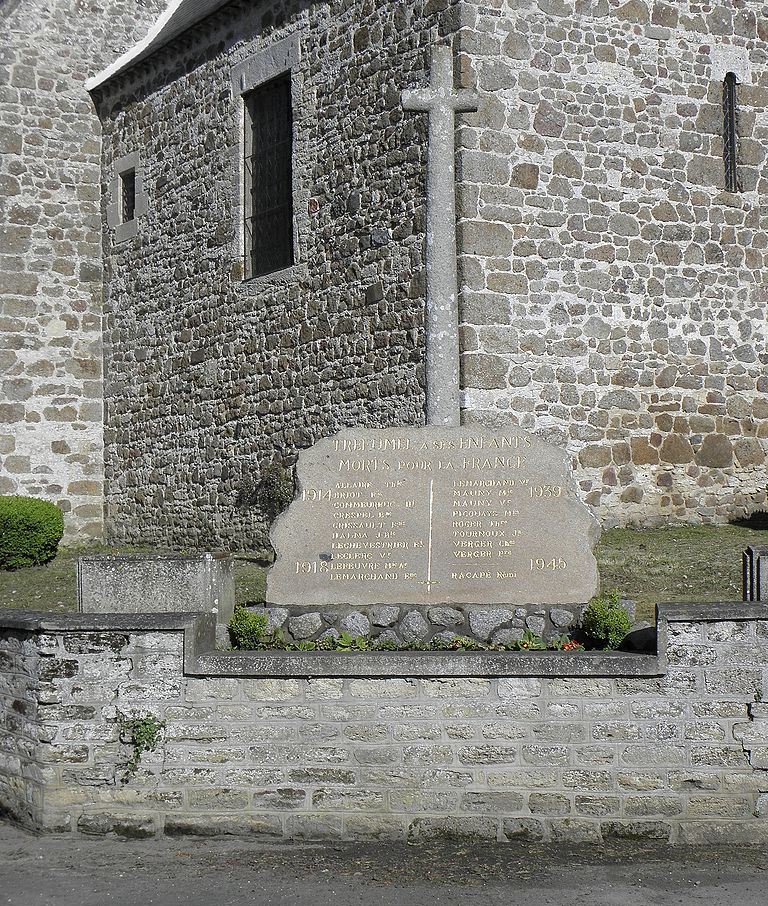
[267, 426, 599, 607]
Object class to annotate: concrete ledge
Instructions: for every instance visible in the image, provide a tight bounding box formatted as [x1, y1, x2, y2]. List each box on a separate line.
[0, 611, 205, 632]
[0, 610, 217, 676]
[192, 648, 662, 677]
[657, 602, 768, 621]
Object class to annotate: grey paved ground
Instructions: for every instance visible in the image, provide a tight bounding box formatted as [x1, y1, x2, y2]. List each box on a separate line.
[2, 821, 768, 906]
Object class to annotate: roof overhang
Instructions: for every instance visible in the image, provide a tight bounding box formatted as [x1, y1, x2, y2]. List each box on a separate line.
[86, 0, 233, 91]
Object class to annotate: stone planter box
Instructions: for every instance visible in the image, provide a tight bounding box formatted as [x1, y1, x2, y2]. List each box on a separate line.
[77, 553, 235, 624]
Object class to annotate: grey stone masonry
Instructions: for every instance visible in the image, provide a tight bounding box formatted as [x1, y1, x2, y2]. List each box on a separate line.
[456, 0, 768, 527]
[77, 553, 236, 623]
[0, 0, 165, 540]
[93, 0, 456, 552]
[2, 603, 768, 843]
[0, 630, 43, 830]
[91, 0, 768, 551]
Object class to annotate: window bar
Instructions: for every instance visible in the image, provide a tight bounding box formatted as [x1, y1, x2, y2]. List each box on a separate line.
[723, 72, 739, 193]
[121, 169, 136, 222]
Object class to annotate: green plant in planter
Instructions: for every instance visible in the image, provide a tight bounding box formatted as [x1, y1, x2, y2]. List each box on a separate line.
[581, 591, 631, 649]
[0, 496, 64, 570]
[228, 606, 269, 649]
[334, 631, 372, 651]
[512, 629, 546, 651]
[116, 710, 166, 784]
[442, 635, 485, 651]
[551, 634, 585, 652]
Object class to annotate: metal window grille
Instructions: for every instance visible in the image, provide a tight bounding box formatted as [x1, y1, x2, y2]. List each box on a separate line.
[245, 74, 293, 278]
[121, 169, 136, 222]
[723, 72, 739, 193]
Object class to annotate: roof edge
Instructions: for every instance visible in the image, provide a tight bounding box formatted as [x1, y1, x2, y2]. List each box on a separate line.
[86, 0, 231, 92]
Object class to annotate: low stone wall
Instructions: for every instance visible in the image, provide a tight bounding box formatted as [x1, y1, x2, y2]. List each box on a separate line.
[0, 630, 43, 830]
[0, 605, 767, 842]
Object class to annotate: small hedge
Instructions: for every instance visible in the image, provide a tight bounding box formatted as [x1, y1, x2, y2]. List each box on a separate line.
[581, 591, 631, 649]
[0, 496, 64, 570]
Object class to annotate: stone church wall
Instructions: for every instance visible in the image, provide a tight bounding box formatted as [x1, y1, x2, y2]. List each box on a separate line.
[95, 0, 459, 550]
[457, 0, 768, 526]
[94, 0, 767, 551]
[0, 0, 165, 541]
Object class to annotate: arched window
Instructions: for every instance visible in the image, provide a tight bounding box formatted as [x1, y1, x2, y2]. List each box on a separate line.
[723, 72, 740, 193]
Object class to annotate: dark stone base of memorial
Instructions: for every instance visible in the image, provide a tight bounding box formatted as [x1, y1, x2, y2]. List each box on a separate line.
[253, 601, 624, 647]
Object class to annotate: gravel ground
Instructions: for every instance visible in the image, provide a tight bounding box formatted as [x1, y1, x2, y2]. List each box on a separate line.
[2, 822, 768, 906]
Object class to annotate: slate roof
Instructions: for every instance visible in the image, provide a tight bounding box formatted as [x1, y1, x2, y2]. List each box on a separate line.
[86, 0, 232, 90]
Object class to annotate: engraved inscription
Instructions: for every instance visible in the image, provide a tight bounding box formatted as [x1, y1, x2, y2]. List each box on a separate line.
[267, 427, 599, 606]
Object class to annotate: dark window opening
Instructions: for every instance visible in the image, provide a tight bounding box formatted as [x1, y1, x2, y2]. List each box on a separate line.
[245, 73, 293, 278]
[120, 169, 136, 222]
[723, 72, 740, 193]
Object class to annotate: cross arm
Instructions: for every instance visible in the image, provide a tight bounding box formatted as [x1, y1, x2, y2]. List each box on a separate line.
[401, 87, 480, 114]
[401, 88, 433, 112]
[452, 89, 480, 114]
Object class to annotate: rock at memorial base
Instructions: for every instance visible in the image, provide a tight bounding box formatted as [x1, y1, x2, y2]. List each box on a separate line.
[370, 605, 401, 627]
[288, 612, 323, 639]
[549, 607, 576, 629]
[376, 629, 402, 646]
[400, 610, 430, 642]
[339, 612, 371, 637]
[265, 608, 289, 631]
[428, 606, 465, 627]
[491, 627, 525, 647]
[267, 427, 599, 608]
[468, 608, 516, 641]
[525, 616, 546, 636]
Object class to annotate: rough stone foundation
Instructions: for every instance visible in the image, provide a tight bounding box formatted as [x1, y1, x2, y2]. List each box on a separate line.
[253, 601, 616, 647]
[1, 604, 768, 843]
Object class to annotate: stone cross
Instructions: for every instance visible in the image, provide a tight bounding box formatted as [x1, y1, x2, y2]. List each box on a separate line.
[402, 43, 479, 428]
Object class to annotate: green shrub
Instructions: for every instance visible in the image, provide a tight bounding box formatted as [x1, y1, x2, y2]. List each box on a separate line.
[0, 496, 64, 570]
[257, 461, 295, 521]
[228, 607, 269, 649]
[581, 591, 631, 649]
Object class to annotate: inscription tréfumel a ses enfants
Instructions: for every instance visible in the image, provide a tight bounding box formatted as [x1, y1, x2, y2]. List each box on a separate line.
[267, 427, 599, 607]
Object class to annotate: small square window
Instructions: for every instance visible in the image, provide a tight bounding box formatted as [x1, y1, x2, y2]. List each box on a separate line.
[121, 169, 136, 223]
[244, 73, 293, 278]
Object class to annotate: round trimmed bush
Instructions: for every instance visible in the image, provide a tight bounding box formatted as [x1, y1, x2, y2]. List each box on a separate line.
[581, 592, 631, 650]
[0, 496, 64, 570]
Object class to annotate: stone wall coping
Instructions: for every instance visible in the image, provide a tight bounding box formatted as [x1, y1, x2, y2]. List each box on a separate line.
[2, 601, 767, 678]
[658, 602, 768, 621]
[0, 611, 205, 632]
[192, 648, 663, 678]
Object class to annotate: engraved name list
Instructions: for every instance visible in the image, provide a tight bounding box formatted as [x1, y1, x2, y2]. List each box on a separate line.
[267, 427, 599, 607]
